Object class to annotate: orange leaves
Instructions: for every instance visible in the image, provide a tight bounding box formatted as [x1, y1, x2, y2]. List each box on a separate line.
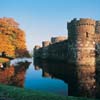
[0, 34, 15, 56]
[0, 17, 28, 57]
[0, 17, 19, 28]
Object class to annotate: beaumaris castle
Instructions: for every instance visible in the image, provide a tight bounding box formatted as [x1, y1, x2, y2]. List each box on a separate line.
[34, 18, 100, 98]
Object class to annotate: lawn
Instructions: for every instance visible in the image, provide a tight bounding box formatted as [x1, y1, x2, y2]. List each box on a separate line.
[0, 84, 98, 100]
[0, 58, 9, 63]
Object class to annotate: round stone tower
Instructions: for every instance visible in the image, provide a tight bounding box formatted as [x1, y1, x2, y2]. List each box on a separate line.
[51, 36, 67, 44]
[34, 45, 41, 50]
[67, 18, 96, 66]
[42, 41, 50, 47]
[67, 18, 96, 97]
[34, 45, 41, 58]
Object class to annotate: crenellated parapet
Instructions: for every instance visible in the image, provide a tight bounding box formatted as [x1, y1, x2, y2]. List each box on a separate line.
[76, 18, 95, 25]
[68, 18, 95, 27]
[67, 18, 96, 38]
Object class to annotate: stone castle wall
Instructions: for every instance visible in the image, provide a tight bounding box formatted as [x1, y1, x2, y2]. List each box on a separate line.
[34, 18, 100, 61]
[33, 18, 100, 98]
[34, 36, 67, 60]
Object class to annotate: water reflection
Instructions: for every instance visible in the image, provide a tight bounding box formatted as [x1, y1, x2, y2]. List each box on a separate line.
[33, 59, 99, 98]
[0, 58, 68, 96]
[24, 59, 67, 96]
[32, 59, 68, 95]
[1, 58, 98, 97]
[34, 59, 68, 84]
[0, 59, 31, 87]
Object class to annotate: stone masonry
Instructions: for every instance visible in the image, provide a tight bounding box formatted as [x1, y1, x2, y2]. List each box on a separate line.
[67, 18, 100, 98]
[34, 36, 67, 60]
[34, 18, 100, 98]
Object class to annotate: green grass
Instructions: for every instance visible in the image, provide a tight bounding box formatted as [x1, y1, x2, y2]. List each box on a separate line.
[0, 84, 98, 100]
[0, 58, 9, 63]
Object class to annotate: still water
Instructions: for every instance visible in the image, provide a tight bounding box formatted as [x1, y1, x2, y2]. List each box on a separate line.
[0, 58, 68, 96]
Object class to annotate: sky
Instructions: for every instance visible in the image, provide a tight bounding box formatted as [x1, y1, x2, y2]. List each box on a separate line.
[0, 0, 100, 51]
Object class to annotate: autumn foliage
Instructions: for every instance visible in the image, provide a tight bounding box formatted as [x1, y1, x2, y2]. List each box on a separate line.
[0, 17, 29, 57]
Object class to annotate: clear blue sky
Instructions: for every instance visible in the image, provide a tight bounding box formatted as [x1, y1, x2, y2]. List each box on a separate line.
[0, 0, 100, 51]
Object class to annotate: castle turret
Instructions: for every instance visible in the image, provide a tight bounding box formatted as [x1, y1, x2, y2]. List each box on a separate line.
[34, 45, 41, 58]
[34, 45, 41, 50]
[67, 18, 96, 97]
[42, 41, 50, 47]
[42, 41, 50, 59]
[51, 36, 67, 44]
[67, 18, 96, 65]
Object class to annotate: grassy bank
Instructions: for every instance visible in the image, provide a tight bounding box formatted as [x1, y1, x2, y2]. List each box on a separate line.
[0, 58, 9, 63]
[0, 84, 97, 100]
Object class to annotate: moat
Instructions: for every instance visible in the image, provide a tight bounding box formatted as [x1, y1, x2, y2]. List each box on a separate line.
[0, 57, 100, 98]
[0, 58, 68, 96]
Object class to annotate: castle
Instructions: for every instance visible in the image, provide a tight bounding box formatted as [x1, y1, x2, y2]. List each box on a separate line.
[34, 18, 100, 65]
[34, 18, 100, 98]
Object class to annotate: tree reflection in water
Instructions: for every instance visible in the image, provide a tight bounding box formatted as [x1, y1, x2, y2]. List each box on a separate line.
[0, 60, 31, 87]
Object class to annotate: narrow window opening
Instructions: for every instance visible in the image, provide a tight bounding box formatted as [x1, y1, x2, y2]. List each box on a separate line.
[86, 32, 89, 38]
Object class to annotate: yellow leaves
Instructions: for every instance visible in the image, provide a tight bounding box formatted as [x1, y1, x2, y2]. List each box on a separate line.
[0, 17, 28, 57]
[0, 34, 15, 56]
[0, 17, 19, 28]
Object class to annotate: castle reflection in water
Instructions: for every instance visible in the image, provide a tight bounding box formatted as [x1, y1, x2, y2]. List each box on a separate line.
[0, 58, 99, 98]
[34, 59, 68, 84]
[34, 58, 100, 98]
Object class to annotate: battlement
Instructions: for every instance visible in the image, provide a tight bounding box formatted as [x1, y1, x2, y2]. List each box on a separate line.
[51, 36, 67, 44]
[68, 18, 95, 28]
[67, 18, 96, 35]
[42, 41, 51, 47]
[77, 18, 95, 26]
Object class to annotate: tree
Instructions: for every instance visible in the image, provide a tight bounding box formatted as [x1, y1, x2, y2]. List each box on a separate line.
[0, 17, 29, 57]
